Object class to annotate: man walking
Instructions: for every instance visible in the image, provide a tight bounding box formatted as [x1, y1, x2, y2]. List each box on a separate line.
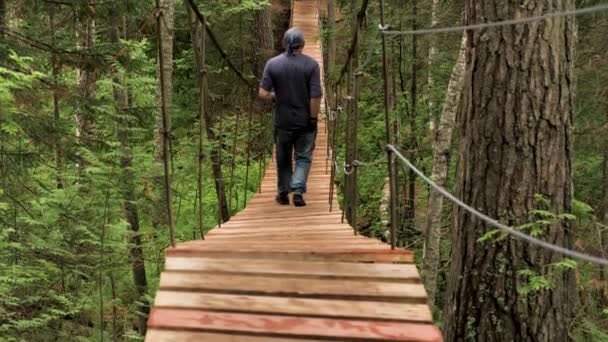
[259, 28, 322, 207]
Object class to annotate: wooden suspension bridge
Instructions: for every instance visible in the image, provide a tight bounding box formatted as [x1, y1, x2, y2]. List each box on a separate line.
[145, 1, 441, 340]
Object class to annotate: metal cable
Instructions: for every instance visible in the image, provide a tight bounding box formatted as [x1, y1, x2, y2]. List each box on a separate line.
[186, 0, 257, 87]
[388, 144, 608, 266]
[333, 159, 381, 176]
[381, 3, 608, 36]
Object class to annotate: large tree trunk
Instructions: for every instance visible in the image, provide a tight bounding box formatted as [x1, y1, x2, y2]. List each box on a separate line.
[252, 1, 274, 78]
[422, 34, 466, 310]
[186, 3, 230, 223]
[427, 0, 439, 137]
[109, 9, 149, 335]
[326, 0, 336, 74]
[48, 5, 63, 189]
[442, 1, 577, 340]
[0, 0, 5, 62]
[185, 0, 207, 235]
[152, 0, 175, 231]
[0, 0, 5, 52]
[405, 0, 418, 230]
[74, 5, 96, 174]
[600, 114, 608, 302]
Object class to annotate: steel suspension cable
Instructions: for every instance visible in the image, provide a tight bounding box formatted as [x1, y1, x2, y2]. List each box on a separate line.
[381, 3, 608, 36]
[388, 144, 608, 266]
[186, 0, 257, 88]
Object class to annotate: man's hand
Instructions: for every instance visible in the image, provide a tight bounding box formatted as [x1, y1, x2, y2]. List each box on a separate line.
[310, 96, 321, 119]
[258, 87, 275, 102]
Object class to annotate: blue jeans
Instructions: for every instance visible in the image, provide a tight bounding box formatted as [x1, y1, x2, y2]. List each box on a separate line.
[275, 127, 317, 196]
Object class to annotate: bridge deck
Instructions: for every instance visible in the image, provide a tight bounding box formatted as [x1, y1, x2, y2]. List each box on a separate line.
[145, 1, 441, 340]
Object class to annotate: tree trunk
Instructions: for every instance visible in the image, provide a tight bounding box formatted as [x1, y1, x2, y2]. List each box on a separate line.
[152, 0, 175, 231]
[422, 33, 466, 310]
[327, 0, 336, 74]
[186, 2, 230, 223]
[443, 1, 576, 340]
[405, 0, 418, 228]
[110, 9, 149, 335]
[252, 1, 274, 78]
[0, 0, 5, 61]
[185, 0, 207, 236]
[74, 5, 96, 174]
[48, 5, 63, 189]
[427, 0, 439, 137]
[599, 113, 608, 303]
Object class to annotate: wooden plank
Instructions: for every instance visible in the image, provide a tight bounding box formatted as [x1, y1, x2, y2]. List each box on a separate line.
[146, 330, 320, 342]
[159, 272, 427, 302]
[148, 309, 443, 342]
[166, 248, 414, 263]
[200, 238, 381, 245]
[207, 226, 351, 234]
[178, 239, 385, 247]
[154, 291, 432, 322]
[171, 245, 397, 253]
[205, 236, 368, 242]
[164, 257, 420, 281]
[206, 232, 356, 240]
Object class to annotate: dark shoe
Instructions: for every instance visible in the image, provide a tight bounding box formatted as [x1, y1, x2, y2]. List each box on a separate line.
[293, 194, 306, 207]
[276, 193, 290, 205]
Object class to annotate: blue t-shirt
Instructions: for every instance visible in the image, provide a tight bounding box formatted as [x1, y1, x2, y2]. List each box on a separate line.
[260, 52, 322, 130]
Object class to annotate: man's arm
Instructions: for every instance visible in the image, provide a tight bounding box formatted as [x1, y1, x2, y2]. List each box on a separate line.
[310, 97, 321, 119]
[309, 62, 323, 119]
[259, 87, 275, 101]
[259, 61, 274, 101]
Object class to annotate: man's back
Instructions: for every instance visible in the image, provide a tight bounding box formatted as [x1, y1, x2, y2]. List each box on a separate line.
[260, 52, 322, 130]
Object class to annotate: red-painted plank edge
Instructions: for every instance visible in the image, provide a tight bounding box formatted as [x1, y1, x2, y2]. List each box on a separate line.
[148, 308, 443, 342]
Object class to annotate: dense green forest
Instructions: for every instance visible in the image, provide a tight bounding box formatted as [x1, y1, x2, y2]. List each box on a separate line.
[1, 0, 608, 340]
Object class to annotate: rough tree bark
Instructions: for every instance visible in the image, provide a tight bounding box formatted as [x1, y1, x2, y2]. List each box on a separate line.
[185, 0, 207, 234]
[442, 1, 577, 340]
[427, 0, 439, 137]
[48, 5, 63, 189]
[109, 8, 149, 335]
[600, 112, 608, 302]
[74, 4, 96, 174]
[252, 1, 274, 78]
[186, 3, 230, 223]
[0, 0, 5, 41]
[152, 0, 175, 231]
[405, 0, 418, 228]
[421, 34, 466, 310]
[0, 0, 5, 63]
[327, 0, 336, 74]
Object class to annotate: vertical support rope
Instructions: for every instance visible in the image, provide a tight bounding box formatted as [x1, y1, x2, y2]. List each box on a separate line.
[352, 71, 362, 235]
[258, 108, 264, 194]
[243, 89, 254, 204]
[156, 0, 176, 247]
[329, 83, 340, 212]
[342, 61, 353, 224]
[380, 0, 398, 250]
[228, 106, 240, 214]
[329, 84, 340, 211]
